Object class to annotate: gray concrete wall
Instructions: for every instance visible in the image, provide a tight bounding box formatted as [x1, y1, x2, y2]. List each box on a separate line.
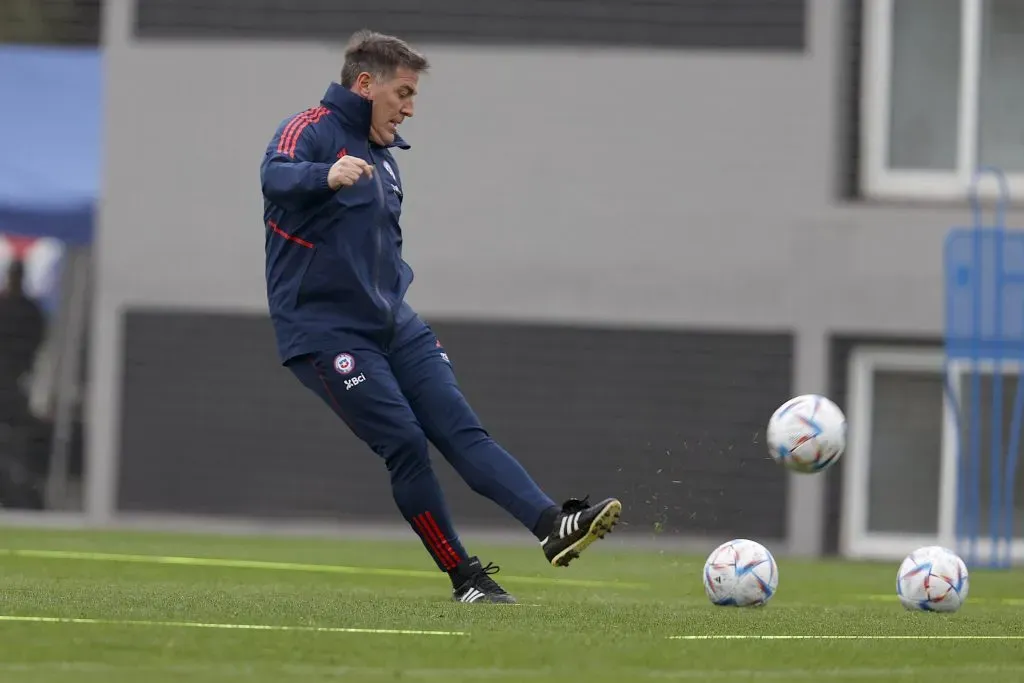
[87, 0, 1024, 553]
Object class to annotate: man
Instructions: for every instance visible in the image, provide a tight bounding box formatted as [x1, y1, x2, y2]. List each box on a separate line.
[0, 259, 44, 425]
[260, 30, 621, 604]
[0, 258, 47, 509]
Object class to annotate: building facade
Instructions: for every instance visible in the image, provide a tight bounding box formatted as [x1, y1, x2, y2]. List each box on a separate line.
[83, 0, 1024, 559]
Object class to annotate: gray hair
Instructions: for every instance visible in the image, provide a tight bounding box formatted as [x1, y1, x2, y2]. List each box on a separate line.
[340, 30, 429, 87]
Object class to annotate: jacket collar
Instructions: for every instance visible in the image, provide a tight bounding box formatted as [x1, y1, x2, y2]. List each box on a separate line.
[321, 82, 410, 150]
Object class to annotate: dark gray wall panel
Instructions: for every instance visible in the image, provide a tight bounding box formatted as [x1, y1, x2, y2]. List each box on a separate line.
[1, 0, 101, 45]
[118, 310, 794, 540]
[134, 0, 806, 51]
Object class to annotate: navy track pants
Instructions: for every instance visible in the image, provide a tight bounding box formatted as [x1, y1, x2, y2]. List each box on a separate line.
[287, 316, 556, 571]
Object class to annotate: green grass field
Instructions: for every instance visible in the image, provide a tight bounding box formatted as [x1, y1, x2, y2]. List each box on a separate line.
[0, 527, 1020, 682]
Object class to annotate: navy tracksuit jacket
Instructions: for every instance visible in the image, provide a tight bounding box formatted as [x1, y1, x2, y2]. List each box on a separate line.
[259, 83, 555, 572]
[262, 83, 415, 359]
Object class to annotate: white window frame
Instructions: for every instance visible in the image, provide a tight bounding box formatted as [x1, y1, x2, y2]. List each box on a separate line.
[861, 0, 1024, 201]
[840, 345, 1024, 564]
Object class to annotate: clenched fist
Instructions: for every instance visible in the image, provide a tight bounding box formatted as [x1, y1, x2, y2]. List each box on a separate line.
[328, 155, 374, 190]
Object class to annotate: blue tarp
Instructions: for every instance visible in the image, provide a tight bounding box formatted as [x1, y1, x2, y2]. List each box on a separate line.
[0, 45, 101, 246]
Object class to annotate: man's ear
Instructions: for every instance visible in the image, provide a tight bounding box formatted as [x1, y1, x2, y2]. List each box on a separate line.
[355, 72, 373, 99]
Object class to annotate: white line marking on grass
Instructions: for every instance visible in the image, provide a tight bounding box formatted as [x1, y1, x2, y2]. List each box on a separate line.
[0, 548, 645, 589]
[4, 663, 1024, 680]
[0, 663, 574, 680]
[668, 635, 1024, 641]
[0, 615, 467, 637]
[646, 665, 1024, 679]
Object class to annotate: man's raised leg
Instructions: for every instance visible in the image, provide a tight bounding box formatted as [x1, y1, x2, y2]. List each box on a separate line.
[389, 319, 621, 567]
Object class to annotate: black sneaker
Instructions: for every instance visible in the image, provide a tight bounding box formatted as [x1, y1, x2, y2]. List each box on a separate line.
[451, 556, 517, 604]
[541, 496, 622, 567]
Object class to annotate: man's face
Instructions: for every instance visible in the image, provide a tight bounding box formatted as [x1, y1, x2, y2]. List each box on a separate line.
[357, 67, 419, 146]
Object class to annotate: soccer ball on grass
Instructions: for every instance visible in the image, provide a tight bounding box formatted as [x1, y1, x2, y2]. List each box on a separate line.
[896, 545, 969, 613]
[766, 394, 846, 473]
[702, 538, 779, 607]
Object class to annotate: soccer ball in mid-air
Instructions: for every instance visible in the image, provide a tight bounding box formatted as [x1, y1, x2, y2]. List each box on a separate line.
[897, 546, 970, 613]
[702, 539, 778, 607]
[766, 394, 846, 474]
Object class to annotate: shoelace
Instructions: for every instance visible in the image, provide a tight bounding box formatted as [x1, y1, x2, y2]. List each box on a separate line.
[561, 495, 591, 515]
[472, 562, 507, 594]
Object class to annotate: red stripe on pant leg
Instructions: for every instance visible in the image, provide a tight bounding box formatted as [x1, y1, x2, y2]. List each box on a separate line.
[424, 511, 462, 566]
[413, 514, 456, 570]
[415, 514, 457, 570]
[412, 515, 441, 569]
[419, 511, 460, 573]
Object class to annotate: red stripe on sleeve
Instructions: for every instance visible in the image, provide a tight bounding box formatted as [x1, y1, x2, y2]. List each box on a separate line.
[267, 220, 313, 248]
[276, 107, 329, 158]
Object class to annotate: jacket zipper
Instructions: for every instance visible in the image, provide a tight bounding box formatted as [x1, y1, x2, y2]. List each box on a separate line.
[366, 146, 396, 344]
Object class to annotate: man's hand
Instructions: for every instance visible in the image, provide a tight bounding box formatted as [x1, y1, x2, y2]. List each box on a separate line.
[328, 155, 374, 190]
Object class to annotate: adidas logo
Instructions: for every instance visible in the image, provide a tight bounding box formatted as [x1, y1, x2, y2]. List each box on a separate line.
[538, 511, 584, 546]
[458, 587, 486, 603]
[559, 511, 583, 539]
